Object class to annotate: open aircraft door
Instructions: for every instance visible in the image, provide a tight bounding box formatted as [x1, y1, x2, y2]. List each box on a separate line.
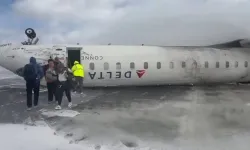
[51, 46, 67, 66]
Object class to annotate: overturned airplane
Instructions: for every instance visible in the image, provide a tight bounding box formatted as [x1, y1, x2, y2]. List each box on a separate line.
[0, 28, 250, 87]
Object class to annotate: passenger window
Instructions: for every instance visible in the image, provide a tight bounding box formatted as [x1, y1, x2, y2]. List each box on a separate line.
[170, 62, 174, 69]
[89, 62, 95, 70]
[226, 61, 229, 68]
[182, 62, 186, 68]
[130, 62, 135, 69]
[216, 62, 219, 68]
[157, 62, 161, 69]
[235, 61, 238, 68]
[205, 61, 209, 68]
[116, 62, 121, 70]
[144, 62, 148, 69]
[104, 62, 109, 70]
[245, 61, 248, 67]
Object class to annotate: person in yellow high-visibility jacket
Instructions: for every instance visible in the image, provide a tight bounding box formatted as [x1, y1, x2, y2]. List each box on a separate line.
[71, 61, 84, 94]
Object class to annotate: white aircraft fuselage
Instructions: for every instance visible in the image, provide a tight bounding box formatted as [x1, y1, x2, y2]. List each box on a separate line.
[1, 42, 250, 87]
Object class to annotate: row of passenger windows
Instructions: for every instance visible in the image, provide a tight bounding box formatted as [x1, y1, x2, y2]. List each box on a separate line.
[89, 61, 249, 70]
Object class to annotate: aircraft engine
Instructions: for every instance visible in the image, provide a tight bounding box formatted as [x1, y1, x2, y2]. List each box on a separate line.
[22, 28, 39, 45]
[25, 28, 36, 39]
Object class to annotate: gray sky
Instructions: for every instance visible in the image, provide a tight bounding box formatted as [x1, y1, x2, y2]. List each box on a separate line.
[1, 0, 250, 46]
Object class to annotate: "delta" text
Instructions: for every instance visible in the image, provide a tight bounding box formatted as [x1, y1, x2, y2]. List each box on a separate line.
[88, 71, 132, 79]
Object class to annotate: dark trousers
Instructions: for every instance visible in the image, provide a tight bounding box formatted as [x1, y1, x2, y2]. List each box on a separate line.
[56, 81, 71, 105]
[47, 82, 57, 102]
[74, 76, 84, 93]
[26, 80, 40, 108]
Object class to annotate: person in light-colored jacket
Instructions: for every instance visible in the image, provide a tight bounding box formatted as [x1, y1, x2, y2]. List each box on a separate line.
[45, 59, 58, 103]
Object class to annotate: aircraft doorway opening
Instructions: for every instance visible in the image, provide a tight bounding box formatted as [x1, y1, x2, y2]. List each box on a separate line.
[67, 49, 81, 68]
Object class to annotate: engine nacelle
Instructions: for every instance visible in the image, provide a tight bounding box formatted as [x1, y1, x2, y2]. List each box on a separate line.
[25, 28, 36, 39]
[22, 28, 39, 45]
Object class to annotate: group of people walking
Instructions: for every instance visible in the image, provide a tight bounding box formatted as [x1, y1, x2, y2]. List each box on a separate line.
[22, 56, 84, 110]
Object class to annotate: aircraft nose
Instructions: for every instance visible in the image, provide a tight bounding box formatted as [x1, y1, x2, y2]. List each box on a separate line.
[0, 43, 12, 55]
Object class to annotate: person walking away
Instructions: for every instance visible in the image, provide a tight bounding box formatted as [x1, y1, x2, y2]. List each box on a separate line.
[71, 61, 84, 94]
[23, 57, 44, 110]
[55, 63, 72, 110]
[45, 59, 57, 104]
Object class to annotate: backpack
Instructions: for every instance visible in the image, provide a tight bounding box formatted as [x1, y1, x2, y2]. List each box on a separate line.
[24, 64, 37, 81]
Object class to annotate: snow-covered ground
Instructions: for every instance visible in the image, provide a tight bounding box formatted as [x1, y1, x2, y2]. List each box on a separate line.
[0, 122, 155, 150]
[40, 109, 81, 118]
[0, 123, 88, 150]
[1, 119, 250, 150]
[0, 67, 19, 80]
[2, 66, 250, 149]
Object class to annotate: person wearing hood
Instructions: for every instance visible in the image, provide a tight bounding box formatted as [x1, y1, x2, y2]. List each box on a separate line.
[71, 61, 84, 94]
[23, 57, 44, 110]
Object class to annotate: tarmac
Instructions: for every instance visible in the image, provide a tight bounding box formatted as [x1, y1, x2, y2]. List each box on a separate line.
[1, 76, 250, 149]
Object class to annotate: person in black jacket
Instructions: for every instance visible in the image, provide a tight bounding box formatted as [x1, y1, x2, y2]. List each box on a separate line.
[55, 64, 73, 110]
[22, 57, 44, 110]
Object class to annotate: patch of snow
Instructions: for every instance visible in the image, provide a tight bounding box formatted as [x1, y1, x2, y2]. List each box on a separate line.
[0, 123, 153, 150]
[1, 120, 250, 150]
[39, 89, 47, 92]
[40, 109, 80, 118]
[0, 76, 19, 80]
[0, 84, 24, 88]
[0, 123, 90, 150]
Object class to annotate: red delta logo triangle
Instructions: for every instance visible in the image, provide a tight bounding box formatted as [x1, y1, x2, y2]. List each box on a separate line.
[136, 70, 145, 78]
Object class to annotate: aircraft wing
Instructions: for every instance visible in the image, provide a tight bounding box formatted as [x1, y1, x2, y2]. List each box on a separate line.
[209, 39, 250, 48]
